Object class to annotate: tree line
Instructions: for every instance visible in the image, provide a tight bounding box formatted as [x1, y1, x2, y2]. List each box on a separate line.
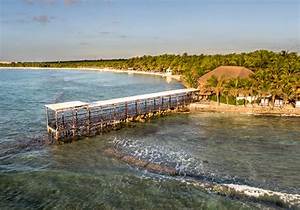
[205, 51, 299, 106]
[1, 50, 299, 106]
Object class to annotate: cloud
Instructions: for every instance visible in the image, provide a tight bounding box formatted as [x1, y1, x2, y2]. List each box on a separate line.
[79, 42, 89, 46]
[98, 31, 129, 39]
[112, 20, 120, 24]
[102, 0, 113, 5]
[100, 31, 111, 35]
[119, 35, 128, 39]
[64, 0, 80, 5]
[23, 0, 81, 6]
[2, 15, 55, 25]
[24, 0, 34, 4]
[32, 15, 51, 24]
[24, 0, 56, 5]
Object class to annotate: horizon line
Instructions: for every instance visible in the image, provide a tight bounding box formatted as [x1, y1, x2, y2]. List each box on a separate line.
[1, 49, 299, 63]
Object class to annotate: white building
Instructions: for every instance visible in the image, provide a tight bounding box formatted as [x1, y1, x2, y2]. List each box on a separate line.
[165, 67, 172, 75]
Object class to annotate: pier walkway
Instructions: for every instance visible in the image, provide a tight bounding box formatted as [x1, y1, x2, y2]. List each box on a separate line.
[45, 88, 199, 141]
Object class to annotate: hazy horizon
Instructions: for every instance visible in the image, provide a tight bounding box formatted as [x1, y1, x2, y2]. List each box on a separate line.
[1, 0, 299, 61]
[1, 49, 300, 63]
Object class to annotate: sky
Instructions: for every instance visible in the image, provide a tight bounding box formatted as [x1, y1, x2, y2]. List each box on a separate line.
[0, 0, 299, 61]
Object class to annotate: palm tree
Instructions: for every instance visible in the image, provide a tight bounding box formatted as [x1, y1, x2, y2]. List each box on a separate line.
[222, 82, 230, 105]
[281, 75, 298, 106]
[237, 77, 255, 106]
[226, 78, 242, 105]
[268, 55, 289, 107]
[238, 78, 254, 106]
[254, 69, 272, 105]
[206, 75, 226, 105]
[269, 76, 282, 107]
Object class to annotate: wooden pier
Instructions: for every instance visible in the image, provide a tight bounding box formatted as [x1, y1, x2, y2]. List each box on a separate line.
[45, 88, 199, 141]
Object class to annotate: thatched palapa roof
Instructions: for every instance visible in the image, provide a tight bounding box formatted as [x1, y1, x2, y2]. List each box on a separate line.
[197, 66, 254, 95]
[198, 66, 254, 87]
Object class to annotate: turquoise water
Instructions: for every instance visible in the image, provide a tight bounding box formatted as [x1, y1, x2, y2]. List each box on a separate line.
[0, 69, 183, 145]
[0, 69, 299, 209]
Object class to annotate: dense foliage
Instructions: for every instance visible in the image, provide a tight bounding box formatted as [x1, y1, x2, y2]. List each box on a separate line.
[1, 50, 299, 105]
[205, 51, 300, 106]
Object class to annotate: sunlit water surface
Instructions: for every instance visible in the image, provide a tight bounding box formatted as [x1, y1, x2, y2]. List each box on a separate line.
[0, 69, 299, 209]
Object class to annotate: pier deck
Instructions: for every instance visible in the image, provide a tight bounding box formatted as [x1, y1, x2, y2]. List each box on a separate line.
[45, 88, 199, 141]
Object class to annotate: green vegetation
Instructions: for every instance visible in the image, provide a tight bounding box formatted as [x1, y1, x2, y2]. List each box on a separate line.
[210, 95, 245, 106]
[207, 77, 256, 106]
[1, 50, 299, 106]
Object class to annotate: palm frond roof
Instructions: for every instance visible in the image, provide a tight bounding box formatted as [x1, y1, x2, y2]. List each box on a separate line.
[198, 66, 254, 87]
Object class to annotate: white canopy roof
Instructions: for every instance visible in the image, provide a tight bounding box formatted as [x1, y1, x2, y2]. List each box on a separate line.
[45, 101, 89, 111]
[45, 88, 198, 111]
[90, 88, 197, 107]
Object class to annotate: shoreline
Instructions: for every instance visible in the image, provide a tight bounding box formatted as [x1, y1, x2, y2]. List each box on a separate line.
[189, 102, 300, 117]
[0, 66, 184, 84]
[2, 66, 299, 117]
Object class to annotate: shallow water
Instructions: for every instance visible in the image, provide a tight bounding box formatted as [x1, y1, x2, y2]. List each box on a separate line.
[0, 69, 182, 144]
[111, 113, 300, 194]
[0, 69, 299, 209]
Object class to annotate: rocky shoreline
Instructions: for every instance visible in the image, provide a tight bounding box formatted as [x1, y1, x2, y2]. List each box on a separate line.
[189, 102, 300, 117]
[104, 147, 300, 209]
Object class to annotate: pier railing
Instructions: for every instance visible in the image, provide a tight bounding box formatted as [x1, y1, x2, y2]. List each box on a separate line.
[45, 88, 199, 141]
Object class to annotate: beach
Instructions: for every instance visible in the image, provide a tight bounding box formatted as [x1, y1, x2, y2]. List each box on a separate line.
[189, 101, 300, 117]
[0, 66, 182, 82]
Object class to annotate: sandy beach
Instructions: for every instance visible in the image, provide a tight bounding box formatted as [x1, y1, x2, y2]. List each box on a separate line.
[0, 66, 182, 82]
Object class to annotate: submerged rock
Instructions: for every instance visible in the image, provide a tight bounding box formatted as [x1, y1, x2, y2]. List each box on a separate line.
[121, 155, 148, 168]
[103, 146, 300, 209]
[103, 148, 124, 159]
[223, 184, 300, 209]
[103, 148, 177, 176]
[146, 162, 177, 176]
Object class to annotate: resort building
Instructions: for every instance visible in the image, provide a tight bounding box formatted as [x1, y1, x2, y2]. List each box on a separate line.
[165, 67, 173, 76]
[197, 65, 254, 99]
[296, 86, 300, 108]
[260, 98, 270, 107]
[274, 99, 284, 107]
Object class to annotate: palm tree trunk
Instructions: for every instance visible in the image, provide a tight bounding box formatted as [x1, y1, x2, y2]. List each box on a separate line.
[283, 95, 288, 107]
[217, 92, 220, 105]
[250, 93, 254, 107]
[272, 94, 276, 108]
